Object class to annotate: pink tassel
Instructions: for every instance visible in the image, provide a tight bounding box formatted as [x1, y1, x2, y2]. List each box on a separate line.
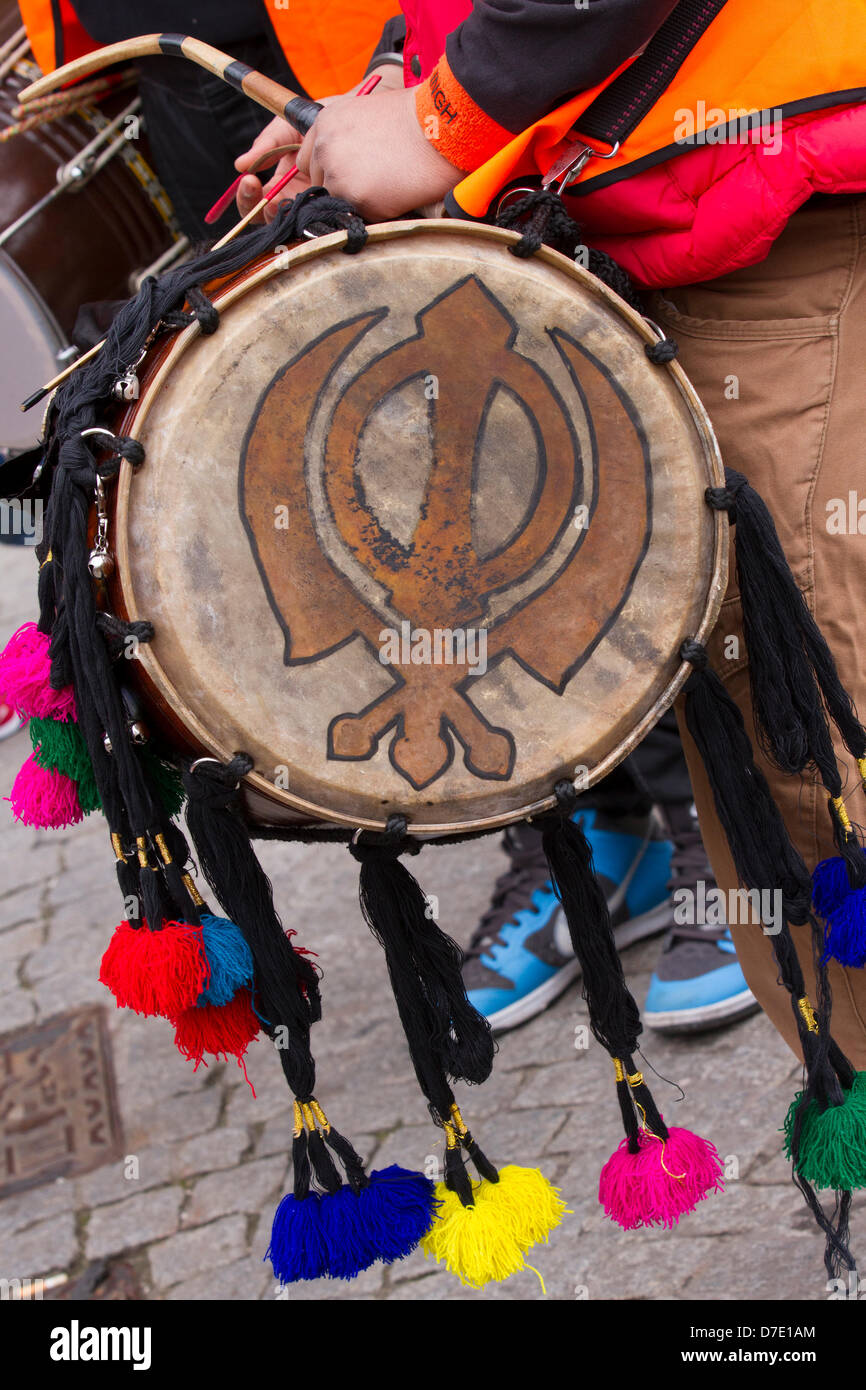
[8, 752, 83, 828]
[599, 1123, 724, 1230]
[100, 919, 209, 1018]
[0, 622, 76, 721]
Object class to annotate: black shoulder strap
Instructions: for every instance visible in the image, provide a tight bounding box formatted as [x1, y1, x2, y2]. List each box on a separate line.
[575, 0, 729, 146]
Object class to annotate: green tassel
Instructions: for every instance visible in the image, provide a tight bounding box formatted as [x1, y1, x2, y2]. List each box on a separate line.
[30, 716, 100, 813]
[783, 1071, 866, 1190]
[29, 719, 183, 819]
[142, 751, 185, 818]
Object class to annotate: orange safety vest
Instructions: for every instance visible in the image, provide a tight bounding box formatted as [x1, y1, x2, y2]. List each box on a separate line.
[17, 0, 95, 75]
[450, 0, 866, 218]
[17, 0, 396, 96]
[268, 0, 398, 98]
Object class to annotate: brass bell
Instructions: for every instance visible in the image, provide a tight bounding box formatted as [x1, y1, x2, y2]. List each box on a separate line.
[88, 549, 115, 581]
[128, 721, 149, 745]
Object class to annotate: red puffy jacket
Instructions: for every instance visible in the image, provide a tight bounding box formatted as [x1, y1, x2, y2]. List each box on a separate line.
[400, 0, 866, 288]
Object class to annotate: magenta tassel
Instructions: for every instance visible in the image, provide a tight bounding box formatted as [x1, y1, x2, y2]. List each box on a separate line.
[0, 622, 76, 721]
[9, 752, 83, 828]
[599, 1123, 724, 1230]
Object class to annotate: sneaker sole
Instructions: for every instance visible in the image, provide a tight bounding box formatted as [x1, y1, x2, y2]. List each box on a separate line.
[486, 898, 674, 1034]
[644, 987, 760, 1035]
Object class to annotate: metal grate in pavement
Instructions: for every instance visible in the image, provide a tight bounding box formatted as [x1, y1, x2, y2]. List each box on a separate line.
[0, 1005, 123, 1197]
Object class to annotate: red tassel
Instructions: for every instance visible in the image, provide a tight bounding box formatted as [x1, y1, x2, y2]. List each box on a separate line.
[172, 990, 261, 1066]
[99, 919, 209, 1018]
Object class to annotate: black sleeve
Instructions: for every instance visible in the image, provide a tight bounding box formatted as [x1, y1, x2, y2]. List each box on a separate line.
[71, 1, 266, 45]
[368, 14, 407, 59]
[446, 0, 680, 134]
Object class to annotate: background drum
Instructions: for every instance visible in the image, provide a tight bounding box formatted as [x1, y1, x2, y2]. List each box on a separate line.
[111, 220, 727, 835]
[0, 0, 183, 456]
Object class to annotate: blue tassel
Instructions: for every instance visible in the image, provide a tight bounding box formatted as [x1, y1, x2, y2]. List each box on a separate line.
[358, 1165, 438, 1262]
[812, 854, 862, 919]
[197, 913, 254, 1007]
[266, 1191, 328, 1283]
[824, 890, 866, 967]
[318, 1185, 377, 1279]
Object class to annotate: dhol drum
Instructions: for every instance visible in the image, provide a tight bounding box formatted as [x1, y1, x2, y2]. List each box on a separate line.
[12, 37, 865, 1294]
[0, 1, 183, 454]
[109, 219, 727, 836]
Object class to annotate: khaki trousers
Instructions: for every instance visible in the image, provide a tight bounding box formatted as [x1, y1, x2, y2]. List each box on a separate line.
[646, 194, 866, 1068]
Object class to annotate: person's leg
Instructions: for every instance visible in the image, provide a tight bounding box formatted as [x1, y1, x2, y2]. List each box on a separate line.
[647, 193, 866, 1069]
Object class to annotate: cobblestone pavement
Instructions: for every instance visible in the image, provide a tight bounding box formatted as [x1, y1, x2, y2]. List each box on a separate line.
[1, 541, 861, 1303]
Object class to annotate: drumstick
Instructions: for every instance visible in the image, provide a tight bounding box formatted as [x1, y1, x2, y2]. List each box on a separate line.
[210, 74, 384, 247]
[204, 142, 300, 225]
[211, 164, 298, 248]
[17, 33, 323, 136]
[19, 167, 300, 411]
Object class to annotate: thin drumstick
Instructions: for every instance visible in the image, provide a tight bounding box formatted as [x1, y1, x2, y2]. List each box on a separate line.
[21, 342, 102, 410]
[211, 164, 298, 249]
[210, 73, 382, 245]
[205, 73, 380, 225]
[205, 141, 300, 225]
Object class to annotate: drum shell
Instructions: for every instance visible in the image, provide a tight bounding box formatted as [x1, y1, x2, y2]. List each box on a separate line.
[105, 223, 728, 838]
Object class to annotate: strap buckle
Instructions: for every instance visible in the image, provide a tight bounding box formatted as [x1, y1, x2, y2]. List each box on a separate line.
[542, 138, 620, 195]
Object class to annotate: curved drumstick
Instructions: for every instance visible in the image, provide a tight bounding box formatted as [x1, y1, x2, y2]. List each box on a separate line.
[18, 32, 323, 134]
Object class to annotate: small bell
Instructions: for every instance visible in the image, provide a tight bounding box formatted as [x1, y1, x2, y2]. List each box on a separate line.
[88, 548, 115, 582]
[113, 372, 140, 403]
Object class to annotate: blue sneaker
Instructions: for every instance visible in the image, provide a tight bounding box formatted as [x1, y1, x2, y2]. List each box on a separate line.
[644, 827, 759, 1033]
[462, 809, 674, 1032]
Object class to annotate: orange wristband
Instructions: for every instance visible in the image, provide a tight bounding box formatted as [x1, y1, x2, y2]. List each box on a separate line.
[414, 55, 513, 172]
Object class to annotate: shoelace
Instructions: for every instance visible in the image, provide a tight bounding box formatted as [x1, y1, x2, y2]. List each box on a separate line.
[663, 827, 729, 948]
[464, 841, 551, 961]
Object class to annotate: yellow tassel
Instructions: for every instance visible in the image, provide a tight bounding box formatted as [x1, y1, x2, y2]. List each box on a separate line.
[482, 1164, 568, 1246]
[421, 1165, 567, 1289]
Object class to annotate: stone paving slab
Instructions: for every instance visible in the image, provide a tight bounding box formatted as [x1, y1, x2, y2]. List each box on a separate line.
[2, 539, 864, 1303]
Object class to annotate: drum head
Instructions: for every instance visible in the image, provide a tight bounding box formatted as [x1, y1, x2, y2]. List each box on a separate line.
[117, 221, 726, 835]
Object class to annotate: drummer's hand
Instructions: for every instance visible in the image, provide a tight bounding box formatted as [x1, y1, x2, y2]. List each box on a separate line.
[234, 65, 408, 221]
[295, 86, 462, 221]
[234, 116, 321, 219]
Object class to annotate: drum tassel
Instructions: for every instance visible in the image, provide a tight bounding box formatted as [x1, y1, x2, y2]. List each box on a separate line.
[680, 639, 864, 1275]
[706, 469, 866, 968]
[539, 781, 724, 1232]
[349, 819, 568, 1287]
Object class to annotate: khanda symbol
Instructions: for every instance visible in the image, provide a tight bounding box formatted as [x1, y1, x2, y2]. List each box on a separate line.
[241, 276, 650, 790]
